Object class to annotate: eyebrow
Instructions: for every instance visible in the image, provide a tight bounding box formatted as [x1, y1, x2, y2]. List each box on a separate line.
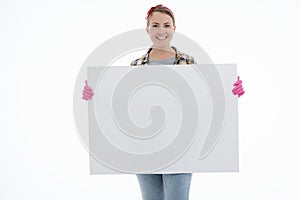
[151, 22, 172, 25]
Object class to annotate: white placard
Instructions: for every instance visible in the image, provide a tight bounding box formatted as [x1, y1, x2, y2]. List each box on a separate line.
[87, 64, 238, 174]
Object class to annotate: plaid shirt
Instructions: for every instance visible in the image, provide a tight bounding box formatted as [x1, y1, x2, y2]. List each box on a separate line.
[130, 46, 195, 66]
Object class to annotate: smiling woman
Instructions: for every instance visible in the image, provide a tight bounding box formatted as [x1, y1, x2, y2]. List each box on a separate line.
[81, 4, 245, 200]
[146, 6, 176, 58]
[131, 4, 196, 65]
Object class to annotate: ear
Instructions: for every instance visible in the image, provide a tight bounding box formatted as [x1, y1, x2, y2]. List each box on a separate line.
[173, 25, 176, 32]
[146, 27, 149, 34]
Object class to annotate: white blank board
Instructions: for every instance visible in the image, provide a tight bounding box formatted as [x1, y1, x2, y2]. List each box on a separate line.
[87, 64, 238, 174]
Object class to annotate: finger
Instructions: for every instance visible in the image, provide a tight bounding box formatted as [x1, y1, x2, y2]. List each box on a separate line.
[83, 89, 92, 94]
[233, 76, 240, 86]
[83, 90, 94, 96]
[84, 86, 93, 92]
[234, 87, 244, 94]
[234, 80, 242, 86]
[238, 91, 245, 97]
[85, 80, 88, 86]
[232, 84, 242, 93]
[82, 94, 92, 100]
[85, 89, 94, 95]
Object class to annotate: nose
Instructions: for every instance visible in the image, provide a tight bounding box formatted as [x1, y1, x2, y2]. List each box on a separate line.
[157, 28, 165, 34]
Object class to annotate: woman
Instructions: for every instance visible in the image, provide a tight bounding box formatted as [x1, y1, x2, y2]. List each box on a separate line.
[130, 5, 195, 66]
[82, 4, 244, 200]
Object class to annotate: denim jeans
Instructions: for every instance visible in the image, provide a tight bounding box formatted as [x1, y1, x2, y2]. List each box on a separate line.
[136, 173, 192, 200]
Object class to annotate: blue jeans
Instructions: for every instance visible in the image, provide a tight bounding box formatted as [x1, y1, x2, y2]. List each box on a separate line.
[136, 173, 192, 200]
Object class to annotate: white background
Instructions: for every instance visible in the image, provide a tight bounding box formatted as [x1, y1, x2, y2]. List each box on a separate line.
[1, 0, 299, 199]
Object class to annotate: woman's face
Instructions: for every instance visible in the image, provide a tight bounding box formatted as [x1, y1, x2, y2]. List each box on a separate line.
[146, 12, 176, 49]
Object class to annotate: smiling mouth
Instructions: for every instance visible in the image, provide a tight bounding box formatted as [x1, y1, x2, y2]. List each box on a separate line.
[156, 36, 168, 40]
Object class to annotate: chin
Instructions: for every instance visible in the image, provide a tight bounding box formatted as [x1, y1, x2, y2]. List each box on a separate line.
[153, 41, 171, 48]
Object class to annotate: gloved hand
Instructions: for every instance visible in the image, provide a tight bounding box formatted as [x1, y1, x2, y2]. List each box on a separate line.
[82, 80, 94, 100]
[232, 76, 245, 98]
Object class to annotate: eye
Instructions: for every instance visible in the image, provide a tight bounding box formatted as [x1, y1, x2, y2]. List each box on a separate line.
[164, 24, 170, 28]
[152, 24, 158, 28]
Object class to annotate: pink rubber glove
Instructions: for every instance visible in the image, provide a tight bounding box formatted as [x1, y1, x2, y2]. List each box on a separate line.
[82, 80, 94, 100]
[232, 76, 245, 98]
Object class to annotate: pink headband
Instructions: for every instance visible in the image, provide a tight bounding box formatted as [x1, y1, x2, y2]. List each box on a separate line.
[145, 4, 175, 20]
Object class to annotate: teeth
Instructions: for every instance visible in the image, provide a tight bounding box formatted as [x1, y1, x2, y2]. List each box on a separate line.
[156, 36, 167, 40]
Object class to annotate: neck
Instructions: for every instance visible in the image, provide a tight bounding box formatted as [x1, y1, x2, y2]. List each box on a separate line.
[149, 46, 175, 60]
